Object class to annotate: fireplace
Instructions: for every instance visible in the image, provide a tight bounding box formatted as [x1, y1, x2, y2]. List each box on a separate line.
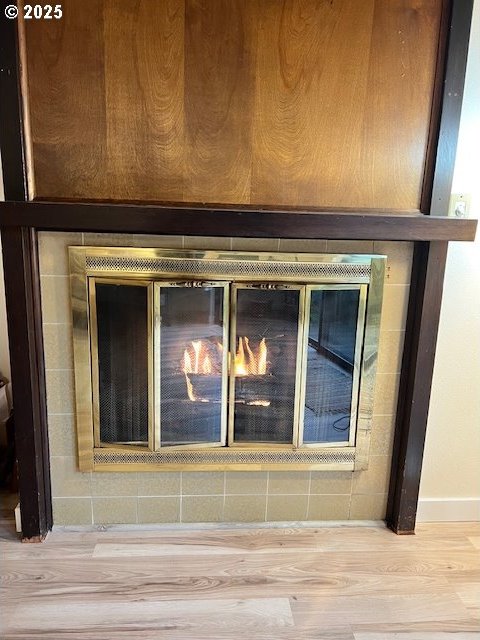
[69, 247, 385, 472]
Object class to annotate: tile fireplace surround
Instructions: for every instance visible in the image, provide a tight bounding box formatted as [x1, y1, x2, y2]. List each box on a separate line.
[39, 232, 412, 526]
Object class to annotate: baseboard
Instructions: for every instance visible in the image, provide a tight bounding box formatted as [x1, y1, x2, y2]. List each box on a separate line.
[14, 502, 22, 533]
[417, 497, 480, 522]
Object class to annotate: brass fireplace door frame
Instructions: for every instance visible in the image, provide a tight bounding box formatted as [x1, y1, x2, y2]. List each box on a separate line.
[69, 247, 385, 472]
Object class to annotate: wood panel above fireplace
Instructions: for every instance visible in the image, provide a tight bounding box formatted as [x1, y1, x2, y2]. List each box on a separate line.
[22, 0, 442, 210]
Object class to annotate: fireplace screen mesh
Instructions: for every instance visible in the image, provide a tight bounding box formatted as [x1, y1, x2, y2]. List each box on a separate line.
[231, 286, 301, 444]
[158, 284, 227, 447]
[302, 288, 364, 445]
[95, 282, 149, 445]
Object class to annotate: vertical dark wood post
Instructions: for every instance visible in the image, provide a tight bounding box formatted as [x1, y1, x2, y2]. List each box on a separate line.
[1, 14, 52, 539]
[387, 242, 449, 533]
[387, 0, 474, 534]
[429, 0, 474, 214]
[2, 227, 52, 540]
[0, 12, 29, 198]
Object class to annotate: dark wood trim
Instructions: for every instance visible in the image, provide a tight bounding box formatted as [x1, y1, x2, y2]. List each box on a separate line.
[428, 0, 474, 215]
[420, 0, 453, 213]
[0, 201, 476, 241]
[0, 13, 29, 200]
[387, 242, 449, 534]
[0, 15, 52, 540]
[1, 227, 52, 540]
[386, 0, 475, 534]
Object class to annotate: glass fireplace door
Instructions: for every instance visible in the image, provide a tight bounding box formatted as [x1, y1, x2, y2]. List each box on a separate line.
[298, 285, 367, 447]
[90, 278, 152, 449]
[229, 284, 304, 445]
[155, 282, 229, 448]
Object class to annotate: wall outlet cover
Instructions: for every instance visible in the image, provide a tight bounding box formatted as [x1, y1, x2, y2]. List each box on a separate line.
[448, 192, 472, 218]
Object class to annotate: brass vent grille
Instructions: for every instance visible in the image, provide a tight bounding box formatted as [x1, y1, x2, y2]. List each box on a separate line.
[85, 255, 371, 281]
[94, 449, 355, 465]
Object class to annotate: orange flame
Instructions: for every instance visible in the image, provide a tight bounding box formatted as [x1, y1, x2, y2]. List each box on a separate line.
[182, 340, 213, 375]
[234, 337, 268, 376]
[184, 372, 195, 402]
[182, 337, 269, 402]
[182, 340, 220, 402]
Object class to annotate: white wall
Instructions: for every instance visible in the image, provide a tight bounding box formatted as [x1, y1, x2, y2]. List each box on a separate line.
[418, 0, 480, 522]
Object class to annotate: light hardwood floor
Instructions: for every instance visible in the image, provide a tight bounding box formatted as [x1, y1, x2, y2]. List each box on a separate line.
[1, 499, 479, 639]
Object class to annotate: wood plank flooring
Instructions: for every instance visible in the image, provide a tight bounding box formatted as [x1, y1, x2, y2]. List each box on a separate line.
[1, 500, 479, 639]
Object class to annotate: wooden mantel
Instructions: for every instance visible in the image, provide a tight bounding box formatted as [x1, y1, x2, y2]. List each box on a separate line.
[0, 201, 477, 242]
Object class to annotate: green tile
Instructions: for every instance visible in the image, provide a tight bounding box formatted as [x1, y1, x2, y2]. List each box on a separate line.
[137, 472, 181, 496]
[307, 494, 350, 520]
[181, 496, 224, 523]
[230, 238, 279, 252]
[183, 236, 231, 250]
[39, 232, 83, 276]
[45, 369, 75, 414]
[278, 239, 328, 253]
[266, 495, 308, 521]
[91, 472, 138, 497]
[373, 373, 400, 416]
[268, 471, 309, 495]
[350, 493, 388, 520]
[377, 331, 405, 374]
[48, 414, 76, 457]
[224, 495, 267, 522]
[40, 275, 71, 324]
[310, 471, 352, 495]
[352, 456, 391, 495]
[92, 497, 137, 524]
[50, 456, 91, 497]
[381, 285, 410, 331]
[130, 235, 183, 248]
[225, 471, 268, 495]
[43, 323, 73, 370]
[369, 415, 395, 456]
[84, 233, 134, 247]
[182, 472, 224, 495]
[373, 241, 413, 285]
[138, 497, 180, 523]
[52, 498, 92, 525]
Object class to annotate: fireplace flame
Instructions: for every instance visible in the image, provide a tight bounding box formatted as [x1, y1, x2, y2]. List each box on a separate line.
[182, 340, 221, 402]
[184, 371, 196, 402]
[235, 337, 268, 376]
[181, 337, 269, 402]
[182, 340, 215, 376]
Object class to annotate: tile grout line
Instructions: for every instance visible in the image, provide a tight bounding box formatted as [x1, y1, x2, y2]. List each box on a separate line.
[40, 274, 70, 278]
[222, 472, 227, 519]
[179, 472, 183, 523]
[306, 471, 312, 520]
[264, 471, 270, 522]
[53, 491, 361, 499]
[135, 473, 139, 524]
[348, 470, 354, 519]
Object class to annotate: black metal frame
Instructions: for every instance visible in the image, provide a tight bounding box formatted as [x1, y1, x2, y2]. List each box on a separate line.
[0, 0, 475, 539]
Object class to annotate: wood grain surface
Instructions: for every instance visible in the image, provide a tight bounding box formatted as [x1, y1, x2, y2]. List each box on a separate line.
[1, 499, 479, 639]
[21, 0, 443, 209]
